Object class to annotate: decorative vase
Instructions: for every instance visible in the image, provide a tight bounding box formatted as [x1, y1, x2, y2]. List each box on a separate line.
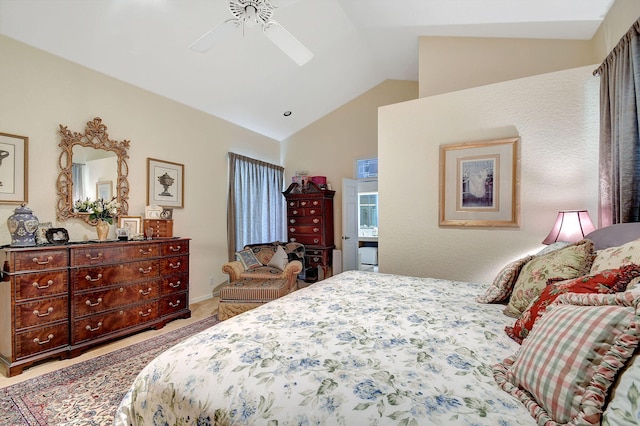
[96, 219, 110, 241]
[7, 204, 39, 247]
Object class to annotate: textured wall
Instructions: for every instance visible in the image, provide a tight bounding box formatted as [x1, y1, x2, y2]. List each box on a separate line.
[379, 66, 599, 284]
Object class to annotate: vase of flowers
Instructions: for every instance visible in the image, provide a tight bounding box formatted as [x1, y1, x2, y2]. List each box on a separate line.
[75, 197, 121, 240]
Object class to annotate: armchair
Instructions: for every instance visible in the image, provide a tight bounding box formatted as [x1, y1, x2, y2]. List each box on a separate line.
[222, 242, 304, 292]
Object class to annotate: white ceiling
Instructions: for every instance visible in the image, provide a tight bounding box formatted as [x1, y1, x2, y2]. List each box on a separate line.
[0, 0, 615, 141]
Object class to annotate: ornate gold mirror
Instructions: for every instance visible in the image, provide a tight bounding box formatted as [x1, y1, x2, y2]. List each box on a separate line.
[56, 117, 130, 222]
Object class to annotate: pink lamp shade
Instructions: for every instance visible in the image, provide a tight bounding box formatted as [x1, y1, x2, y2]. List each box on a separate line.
[542, 210, 596, 244]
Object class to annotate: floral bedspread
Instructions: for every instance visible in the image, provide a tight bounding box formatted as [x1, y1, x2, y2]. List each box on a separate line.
[115, 270, 535, 425]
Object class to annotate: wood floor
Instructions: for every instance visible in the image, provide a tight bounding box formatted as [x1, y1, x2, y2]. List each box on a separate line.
[0, 297, 219, 388]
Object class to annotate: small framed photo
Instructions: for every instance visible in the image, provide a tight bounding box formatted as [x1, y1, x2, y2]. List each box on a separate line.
[0, 132, 28, 204]
[96, 181, 112, 200]
[116, 227, 130, 241]
[439, 137, 520, 227]
[147, 158, 184, 208]
[118, 215, 142, 235]
[160, 208, 173, 219]
[45, 228, 69, 244]
[145, 205, 163, 219]
[36, 221, 52, 245]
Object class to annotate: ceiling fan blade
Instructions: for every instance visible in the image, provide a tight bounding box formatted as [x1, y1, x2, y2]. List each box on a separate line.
[263, 20, 313, 66]
[189, 19, 240, 53]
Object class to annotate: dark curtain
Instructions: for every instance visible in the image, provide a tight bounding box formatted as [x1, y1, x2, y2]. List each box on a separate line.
[594, 18, 640, 226]
[227, 153, 286, 261]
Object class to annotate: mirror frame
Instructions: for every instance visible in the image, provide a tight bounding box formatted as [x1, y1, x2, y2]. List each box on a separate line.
[56, 117, 130, 223]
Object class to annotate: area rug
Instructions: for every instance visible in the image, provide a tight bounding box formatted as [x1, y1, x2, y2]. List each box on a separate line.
[0, 315, 220, 426]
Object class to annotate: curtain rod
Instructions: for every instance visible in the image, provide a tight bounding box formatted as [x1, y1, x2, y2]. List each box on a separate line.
[593, 17, 640, 76]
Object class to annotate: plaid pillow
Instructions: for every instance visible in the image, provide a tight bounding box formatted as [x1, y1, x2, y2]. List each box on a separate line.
[476, 255, 535, 303]
[505, 264, 640, 344]
[494, 291, 640, 425]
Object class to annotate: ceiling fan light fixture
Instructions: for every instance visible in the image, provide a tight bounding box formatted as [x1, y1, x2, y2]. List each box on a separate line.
[244, 5, 259, 27]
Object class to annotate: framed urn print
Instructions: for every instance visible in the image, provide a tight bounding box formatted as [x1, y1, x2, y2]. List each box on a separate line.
[147, 158, 184, 208]
[0, 132, 28, 204]
[439, 137, 520, 227]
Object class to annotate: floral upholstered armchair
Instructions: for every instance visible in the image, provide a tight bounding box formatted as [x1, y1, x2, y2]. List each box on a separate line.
[222, 242, 304, 291]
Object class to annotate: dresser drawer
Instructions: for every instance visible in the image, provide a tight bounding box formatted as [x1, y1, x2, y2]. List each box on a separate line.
[287, 207, 323, 217]
[160, 255, 189, 275]
[160, 240, 189, 256]
[10, 249, 68, 272]
[160, 274, 189, 295]
[160, 292, 188, 316]
[288, 235, 323, 245]
[13, 271, 68, 300]
[299, 199, 321, 208]
[15, 296, 68, 329]
[71, 246, 122, 266]
[122, 243, 161, 260]
[72, 302, 159, 344]
[72, 260, 160, 291]
[288, 225, 322, 235]
[15, 323, 69, 359]
[73, 281, 160, 317]
[287, 216, 322, 226]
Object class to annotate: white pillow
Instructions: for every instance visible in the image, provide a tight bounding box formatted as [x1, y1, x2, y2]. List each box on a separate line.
[268, 245, 289, 271]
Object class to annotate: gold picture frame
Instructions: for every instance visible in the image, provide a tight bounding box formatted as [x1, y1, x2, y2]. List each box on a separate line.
[439, 137, 520, 227]
[0, 132, 28, 204]
[147, 158, 184, 208]
[118, 215, 142, 235]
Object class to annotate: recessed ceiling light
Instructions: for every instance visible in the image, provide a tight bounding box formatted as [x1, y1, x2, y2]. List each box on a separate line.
[283, 111, 292, 117]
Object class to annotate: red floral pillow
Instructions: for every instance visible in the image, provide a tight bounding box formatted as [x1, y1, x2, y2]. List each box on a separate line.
[505, 264, 640, 344]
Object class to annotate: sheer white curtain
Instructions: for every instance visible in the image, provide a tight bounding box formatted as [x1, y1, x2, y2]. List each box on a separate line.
[594, 18, 640, 226]
[227, 153, 286, 260]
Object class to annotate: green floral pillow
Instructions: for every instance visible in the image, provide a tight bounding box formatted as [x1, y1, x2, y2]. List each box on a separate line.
[503, 239, 595, 317]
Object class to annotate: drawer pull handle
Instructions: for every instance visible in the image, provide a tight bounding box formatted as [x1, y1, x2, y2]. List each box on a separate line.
[289, 219, 296, 224]
[85, 253, 103, 260]
[290, 237, 296, 242]
[139, 267, 153, 274]
[313, 238, 319, 244]
[33, 334, 54, 345]
[169, 262, 181, 269]
[138, 248, 153, 255]
[139, 309, 152, 317]
[310, 209, 317, 214]
[313, 201, 319, 206]
[313, 228, 320, 233]
[139, 287, 153, 296]
[313, 257, 320, 262]
[33, 280, 54, 289]
[86, 322, 102, 332]
[32, 256, 53, 265]
[169, 245, 181, 252]
[169, 280, 181, 288]
[313, 219, 319, 224]
[169, 300, 181, 308]
[33, 307, 54, 317]
[85, 274, 103, 282]
[85, 297, 102, 307]
[292, 210, 298, 215]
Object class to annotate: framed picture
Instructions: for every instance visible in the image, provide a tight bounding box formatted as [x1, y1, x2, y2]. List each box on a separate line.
[145, 205, 163, 219]
[160, 207, 173, 219]
[147, 158, 184, 208]
[118, 215, 142, 235]
[0, 132, 28, 204]
[96, 181, 112, 200]
[439, 137, 520, 227]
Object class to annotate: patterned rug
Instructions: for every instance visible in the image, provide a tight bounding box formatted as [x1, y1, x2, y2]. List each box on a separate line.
[0, 315, 220, 426]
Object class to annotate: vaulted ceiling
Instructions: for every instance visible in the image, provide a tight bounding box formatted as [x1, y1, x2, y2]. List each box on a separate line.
[0, 0, 615, 141]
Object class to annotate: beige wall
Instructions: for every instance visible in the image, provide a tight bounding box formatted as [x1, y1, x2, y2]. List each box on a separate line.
[379, 65, 599, 284]
[0, 35, 280, 303]
[419, 37, 596, 98]
[592, 0, 640, 60]
[281, 80, 418, 249]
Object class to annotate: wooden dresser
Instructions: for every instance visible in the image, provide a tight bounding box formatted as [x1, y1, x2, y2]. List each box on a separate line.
[283, 181, 335, 281]
[0, 238, 190, 376]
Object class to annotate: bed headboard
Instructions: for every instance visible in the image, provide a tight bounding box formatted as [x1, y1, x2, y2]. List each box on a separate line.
[585, 222, 640, 251]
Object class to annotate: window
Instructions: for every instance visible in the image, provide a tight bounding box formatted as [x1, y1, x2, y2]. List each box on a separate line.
[227, 153, 286, 260]
[357, 158, 378, 179]
[359, 192, 378, 234]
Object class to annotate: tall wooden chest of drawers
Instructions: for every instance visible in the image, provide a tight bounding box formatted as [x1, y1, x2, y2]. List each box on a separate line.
[0, 238, 190, 376]
[283, 181, 335, 281]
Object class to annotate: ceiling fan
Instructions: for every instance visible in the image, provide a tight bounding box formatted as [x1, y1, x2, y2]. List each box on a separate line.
[189, 0, 313, 66]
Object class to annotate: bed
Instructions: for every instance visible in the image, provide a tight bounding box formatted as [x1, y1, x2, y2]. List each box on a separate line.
[115, 225, 640, 426]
